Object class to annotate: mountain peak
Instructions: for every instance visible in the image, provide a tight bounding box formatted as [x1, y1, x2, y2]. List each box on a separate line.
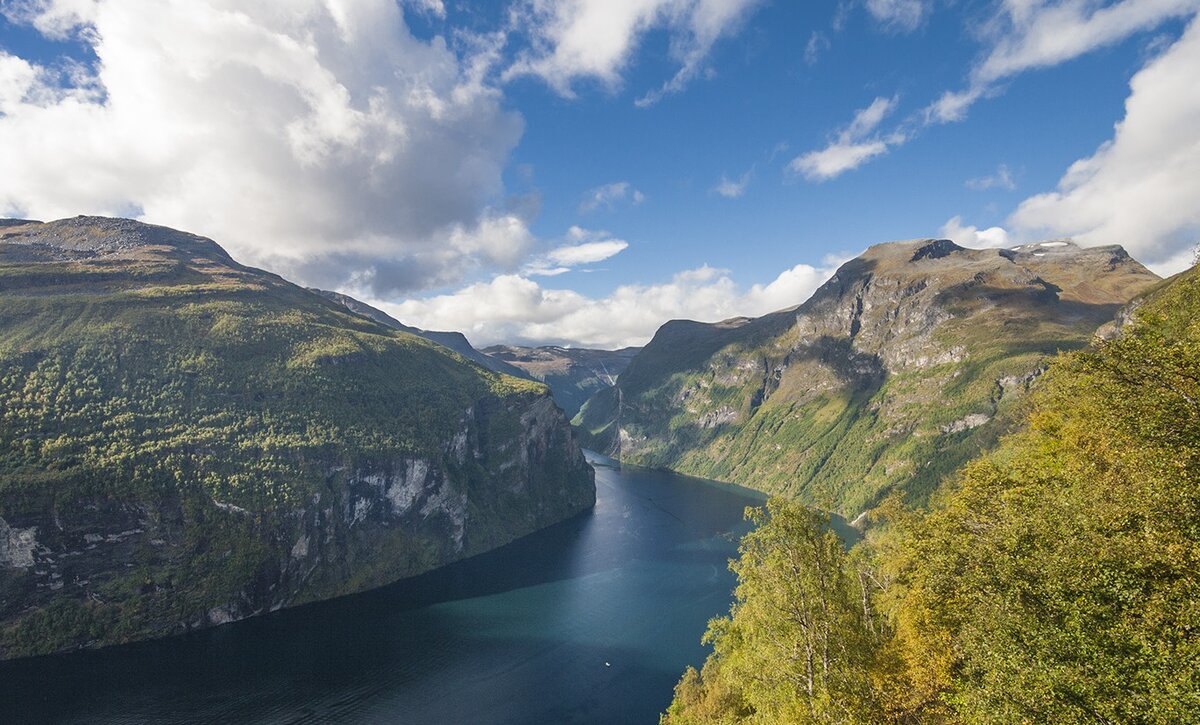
[0, 215, 234, 264]
[859, 238, 969, 264]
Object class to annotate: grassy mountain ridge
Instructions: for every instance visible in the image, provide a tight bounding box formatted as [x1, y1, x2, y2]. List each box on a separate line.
[0, 216, 595, 660]
[576, 238, 1159, 516]
[310, 288, 534, 380]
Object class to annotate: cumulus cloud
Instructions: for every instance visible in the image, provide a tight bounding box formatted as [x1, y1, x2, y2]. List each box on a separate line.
[939, 215, 1012, 248]
[790, 96, 902, 180]
[966, 163, 1016, 190]
[0, 0, 527, 296]
[504, 0, 763, 105]
[579, 181, 645, 213]
[381, 256, 846, 349]
[1009, 15, 1200, 274]
[714, 170, 752, 198]
[926, 0, 1198, 124]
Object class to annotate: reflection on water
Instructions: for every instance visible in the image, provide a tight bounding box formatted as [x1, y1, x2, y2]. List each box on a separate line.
[1, 453, 785, 724]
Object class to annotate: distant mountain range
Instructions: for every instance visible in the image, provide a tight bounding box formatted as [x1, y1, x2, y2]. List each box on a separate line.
[311, 290, 639, 419]
[483, 345, 640, 418]
[574, 238, 1159, 517]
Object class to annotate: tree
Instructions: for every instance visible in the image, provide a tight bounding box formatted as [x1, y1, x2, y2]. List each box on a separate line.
[664, 499, 882, 724]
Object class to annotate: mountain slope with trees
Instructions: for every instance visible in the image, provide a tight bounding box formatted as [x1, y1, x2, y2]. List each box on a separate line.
[577, 239, 1159, 516]
[0, 216, 595, 660]
[311, 289, 532, 380]
[664, 261, 1200, 724]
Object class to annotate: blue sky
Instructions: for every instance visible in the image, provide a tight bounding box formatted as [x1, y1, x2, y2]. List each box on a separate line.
[1, 1, 1198, 347]
[498, 3, 1161, 295]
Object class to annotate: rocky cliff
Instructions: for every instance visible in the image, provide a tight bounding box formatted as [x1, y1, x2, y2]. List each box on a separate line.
[482, 345, 640, 418]
[0, 216, 595, 660]
[575, 239, 1158, 516]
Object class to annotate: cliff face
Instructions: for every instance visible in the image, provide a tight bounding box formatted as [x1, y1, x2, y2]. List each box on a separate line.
[0, 216, 594, 660]
[482, 345, 640, 419]
[575, 239, 1159, 516]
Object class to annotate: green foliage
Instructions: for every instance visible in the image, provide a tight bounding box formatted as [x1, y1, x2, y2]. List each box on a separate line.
[881, 268, 1200, 723]
[0, 269, 521, 511]
[0, 223, 580, 659]
[666, 266, 1200, 723]
[577, 241, 1158, 518]
[664, 499, 885, 724]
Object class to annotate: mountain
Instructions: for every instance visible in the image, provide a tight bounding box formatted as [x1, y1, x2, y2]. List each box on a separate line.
[575, 238, 1159, 517]
[481, 345, 640, 418]
[310, 289, 532, 380]
[664, 260, 1200, 724]
[0, 216, 594, 660]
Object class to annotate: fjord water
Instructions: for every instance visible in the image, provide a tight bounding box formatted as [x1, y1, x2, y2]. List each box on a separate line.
[0, 453, 838, 724]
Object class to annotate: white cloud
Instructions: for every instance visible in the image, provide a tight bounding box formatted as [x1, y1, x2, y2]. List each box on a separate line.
[822, 2, 1199, 178]
[1009, 15, 1200, 274]
[382, 257, 845, 349]
[0, 53, 38, 112]
[804, 31, 831, 65]
[714, 170, 752, 197]
[0, 0, 527, 297]
[791, 140, 890, 181]
[504, 0, 763, 104]
[523, 226, 630, 275]
[865, 0, 932, 32]
[405, 0, 446, 18]
[790, 96, 901, 180]
[545, 240, 628, 267]
[925, 87, 979, 124]
[939, 215, 1012, 248]
[966, 163, 1016, 190]
[579, 180, 645, 213]
[926, 0, 1199, 125]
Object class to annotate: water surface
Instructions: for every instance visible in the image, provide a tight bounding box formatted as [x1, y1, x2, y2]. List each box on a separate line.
[1, 453, 787, 724]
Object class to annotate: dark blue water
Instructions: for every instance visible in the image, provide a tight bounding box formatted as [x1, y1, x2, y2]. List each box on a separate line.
[0, 453, 797, 724]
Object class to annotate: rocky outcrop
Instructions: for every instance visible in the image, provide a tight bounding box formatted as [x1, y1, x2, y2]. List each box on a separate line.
[576, 238, 1159, 515]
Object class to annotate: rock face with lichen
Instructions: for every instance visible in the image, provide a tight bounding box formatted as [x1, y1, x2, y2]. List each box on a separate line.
[575, 238, 1158, 516]
[0, 216, 595, 661]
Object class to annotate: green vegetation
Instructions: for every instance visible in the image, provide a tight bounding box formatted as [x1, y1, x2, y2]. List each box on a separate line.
[577, 240, 1159, 516]
[664, 265, 1200, 723]
[664, 499, 882, 724]
[0, 217, 593, 660]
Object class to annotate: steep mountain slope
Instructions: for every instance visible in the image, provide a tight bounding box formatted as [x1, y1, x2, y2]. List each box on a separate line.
[482, 345, 639, 418]
[576, 239, 1158, 516]
[311, 289, 532, 380]
[0, 216, 594, 660]
[666, 260, 1200, 724]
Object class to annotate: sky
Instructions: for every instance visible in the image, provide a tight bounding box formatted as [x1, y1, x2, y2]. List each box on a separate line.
[1, 0, 1198, 348]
